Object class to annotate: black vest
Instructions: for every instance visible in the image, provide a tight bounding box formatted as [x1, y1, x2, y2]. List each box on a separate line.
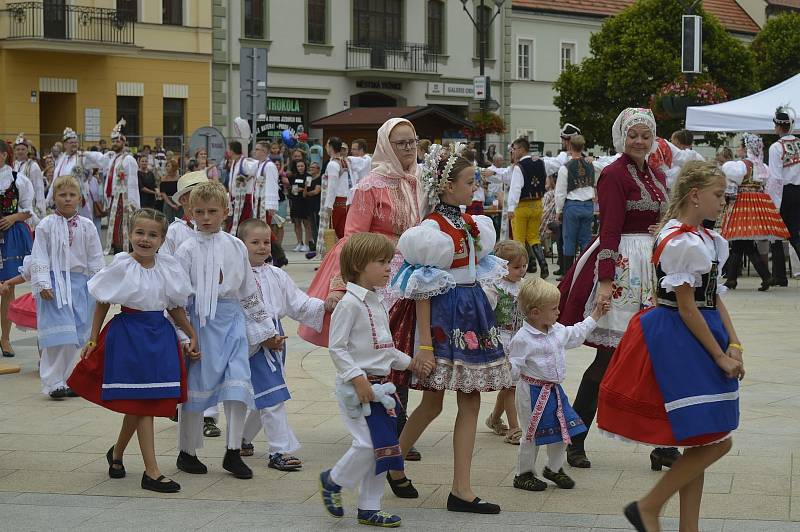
[565, 158, 595, 192]
[518, 157, 547, 200]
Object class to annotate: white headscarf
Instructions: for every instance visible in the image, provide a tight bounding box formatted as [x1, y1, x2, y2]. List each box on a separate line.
[742, 133, 769, 182]
[612, 108, 658, 154]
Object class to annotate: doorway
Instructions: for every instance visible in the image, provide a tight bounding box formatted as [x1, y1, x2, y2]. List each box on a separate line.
[39, 92, 76, 148]
[43, 0, 67, 39]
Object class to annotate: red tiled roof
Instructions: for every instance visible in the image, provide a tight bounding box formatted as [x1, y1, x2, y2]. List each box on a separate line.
[513, 0, 761, 34]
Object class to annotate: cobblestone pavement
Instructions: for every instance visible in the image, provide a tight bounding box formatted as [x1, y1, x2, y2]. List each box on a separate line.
[1, 245, 800, 531]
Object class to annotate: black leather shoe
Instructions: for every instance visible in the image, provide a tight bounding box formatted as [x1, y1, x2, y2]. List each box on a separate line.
[176, 451, 208, 474]
[769, 277, 788, 287]
[624, 501, 647, 532]
[49, 388, 66, 400]
[650, 447, 681, 471]
[386, 472, 419, 498]
[106, 446, 126, 479]
[222, 448, 253, 479]
[141, 472, 180, 493]
[447, 493, 500, 514]
[64, 388, 79, 398]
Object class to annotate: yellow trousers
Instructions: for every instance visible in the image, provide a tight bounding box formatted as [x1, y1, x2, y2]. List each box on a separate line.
[511, 199, 542, 246]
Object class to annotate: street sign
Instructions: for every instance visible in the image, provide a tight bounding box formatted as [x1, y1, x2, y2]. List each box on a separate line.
[240, 47, 267, 91]
[473, 76, 488, 100]
[468, 98, 500, 114]
[189, 126, 226, 165]
[486, 98, 500, 112]
[240, 90, 267, 119]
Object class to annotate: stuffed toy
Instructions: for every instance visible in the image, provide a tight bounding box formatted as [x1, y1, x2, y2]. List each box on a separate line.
[336, 381, 397, 418]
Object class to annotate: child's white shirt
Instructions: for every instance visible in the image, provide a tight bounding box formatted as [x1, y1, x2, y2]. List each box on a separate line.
[249, 263, 325, 354]
[329, 282, 411, 383]
[175, 230, 276, 344]
[161, 218, 194, 256]
[28, 213, 104, 307]
[88, 252, 192, 310]
[508, 317, 597, 384]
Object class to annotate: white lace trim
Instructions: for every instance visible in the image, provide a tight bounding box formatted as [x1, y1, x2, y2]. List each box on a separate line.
[660, 273, 701, 292]
[598, 428, 732, 449]
[393, 275, 456, 301]
[418, 357, 513, 393]
[476, 255, 509, 285]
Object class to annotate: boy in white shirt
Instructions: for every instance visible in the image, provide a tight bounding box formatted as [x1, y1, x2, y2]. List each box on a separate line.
[509, 277, 608, 491]
[320, 233, 422, 527]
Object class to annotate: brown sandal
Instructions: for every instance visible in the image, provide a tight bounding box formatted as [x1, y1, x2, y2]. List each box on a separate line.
[504, 427, 522, 445]
[485, 414, 508, 436]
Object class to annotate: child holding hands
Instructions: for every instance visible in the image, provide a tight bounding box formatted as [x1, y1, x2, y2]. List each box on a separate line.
[509, 277, 608, 492]
[68, 208, 199, 493]
[320, 232, 420, 527]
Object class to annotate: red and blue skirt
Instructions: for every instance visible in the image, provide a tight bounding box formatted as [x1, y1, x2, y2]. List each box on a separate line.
[598, 306, 739, 447]
[67, 308, 186, 417]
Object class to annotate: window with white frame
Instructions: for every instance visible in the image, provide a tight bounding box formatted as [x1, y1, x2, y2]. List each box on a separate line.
[517, 39, 533, 80]
[561, 42, 576, 72]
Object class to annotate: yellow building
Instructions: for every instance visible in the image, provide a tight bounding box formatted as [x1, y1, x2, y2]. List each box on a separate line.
[0, 0, 212, 153]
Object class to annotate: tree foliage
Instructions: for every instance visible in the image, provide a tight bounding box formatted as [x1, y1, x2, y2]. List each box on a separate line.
[553, 0, 756, 149]
[751, 12, 800, 89]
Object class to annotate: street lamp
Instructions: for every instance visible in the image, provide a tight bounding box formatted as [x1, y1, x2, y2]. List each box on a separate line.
[461, 0, 505, 158]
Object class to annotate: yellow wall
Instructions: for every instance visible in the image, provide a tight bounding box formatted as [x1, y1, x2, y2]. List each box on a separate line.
[0, 49, 210, 149]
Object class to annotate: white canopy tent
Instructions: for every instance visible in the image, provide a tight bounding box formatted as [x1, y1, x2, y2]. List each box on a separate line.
[685, 73, 800, 133]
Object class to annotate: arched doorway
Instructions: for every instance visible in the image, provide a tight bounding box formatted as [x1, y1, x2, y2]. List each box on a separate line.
[350, 92, 400, 108]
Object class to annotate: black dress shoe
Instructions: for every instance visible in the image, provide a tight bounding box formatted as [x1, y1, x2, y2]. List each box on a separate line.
[49, 388, 66, 399]
[650, 447, 681, 471]
[386, 472, 419, 498]
[141, 472, 180, 493]
[222, 448, 253, 479]
[64, 388, 79, 398]
[176, 451, 208, 474]
[446, 493, 500, 514]
[623, 501, 647, 532]
[106, 446, 126, 479]
[769, 277, 788, 287]
[2, 350, 14, 357]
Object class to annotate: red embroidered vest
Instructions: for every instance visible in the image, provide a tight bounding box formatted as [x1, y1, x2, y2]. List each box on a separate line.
[425, 211, 476, 269]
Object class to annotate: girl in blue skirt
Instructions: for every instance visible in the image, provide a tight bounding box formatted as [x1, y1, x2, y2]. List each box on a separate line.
[597, 162, 745, 532]
[0, 139, 35, 358]
[388, 144, 512, 514]
[68, 208, 199, 493]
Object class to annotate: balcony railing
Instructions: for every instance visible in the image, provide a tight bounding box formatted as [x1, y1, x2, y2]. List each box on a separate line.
[3, 2, 135, 45]
[346, 40, 438, 74]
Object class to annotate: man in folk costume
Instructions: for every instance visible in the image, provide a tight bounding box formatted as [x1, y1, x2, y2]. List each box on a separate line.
[555, 124, 581, 165]
[768, 106, 800, 286]
[48, 127, 111, 210]
[227, 140, 261, 236]
[12, 133, 46, 223]
[103, 119, 140, 253]
[507, 137, 563, 277]
[250, 141, 288, 266]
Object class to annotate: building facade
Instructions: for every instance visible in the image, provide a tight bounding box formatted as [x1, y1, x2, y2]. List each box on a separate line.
[503, 0, 762, 152]
[211, 0, 506, 145]
[0, 0, 212, 152]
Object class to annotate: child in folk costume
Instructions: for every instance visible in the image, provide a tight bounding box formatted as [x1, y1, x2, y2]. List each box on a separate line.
[237, 218, 325, 470]
[0, 139, 36, 358]
[174, 181, 280, 480]
[482, 240, 528, 445]
[0, 176, 102, 396]
[160, 171, 209, 256]
[509, 277, 608, 492]
[320, 233, 414, 527]
[67, 208, 199, 493]
[12, 133, 46, 224]
[597, 162, 744, 532]
[102, 119, 141, 254]
[387, 144, 511, 514]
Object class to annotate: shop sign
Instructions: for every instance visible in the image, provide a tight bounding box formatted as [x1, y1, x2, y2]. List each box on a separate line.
[356, 80, 402, 90]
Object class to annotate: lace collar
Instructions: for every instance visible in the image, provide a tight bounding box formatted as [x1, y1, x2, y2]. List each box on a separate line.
[435, 202, 464, 228]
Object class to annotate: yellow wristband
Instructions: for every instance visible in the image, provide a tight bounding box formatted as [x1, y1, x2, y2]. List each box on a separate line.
[418, 345, 434, 351]
[728, 343, 743, 351]
[85, 340, 97, 349]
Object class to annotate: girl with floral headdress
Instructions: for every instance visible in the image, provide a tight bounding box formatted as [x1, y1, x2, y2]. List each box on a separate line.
[558, 108, 679, 471]
[386, 143, 512, 514]
[720, 133, 788, 290]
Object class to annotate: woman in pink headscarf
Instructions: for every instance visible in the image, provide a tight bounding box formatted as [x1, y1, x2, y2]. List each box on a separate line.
[298, 118, 421, 346]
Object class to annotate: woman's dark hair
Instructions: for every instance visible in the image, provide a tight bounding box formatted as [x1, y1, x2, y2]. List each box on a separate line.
[290, 159, 307, 175]
[327, 137, 343, 152]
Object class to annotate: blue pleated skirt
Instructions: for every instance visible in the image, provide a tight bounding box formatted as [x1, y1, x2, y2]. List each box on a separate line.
[525, 383, 587, 446]
[0, 221, 32, 281]
[185, 298, 254, 411]
[36, 272, 93, 349]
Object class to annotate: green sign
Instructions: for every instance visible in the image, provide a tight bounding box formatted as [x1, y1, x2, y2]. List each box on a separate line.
[267, 98, 302, 113]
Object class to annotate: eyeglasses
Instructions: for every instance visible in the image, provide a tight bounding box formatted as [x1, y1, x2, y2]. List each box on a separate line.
[390, 139, 418, 150]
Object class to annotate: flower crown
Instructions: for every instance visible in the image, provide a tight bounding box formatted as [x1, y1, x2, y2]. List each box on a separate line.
[419, 141, 467, 206]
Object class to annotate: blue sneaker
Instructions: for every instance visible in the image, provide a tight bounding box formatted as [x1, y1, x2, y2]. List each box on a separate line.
[357, 509, 402, 527]
[319, 470, 343, 518]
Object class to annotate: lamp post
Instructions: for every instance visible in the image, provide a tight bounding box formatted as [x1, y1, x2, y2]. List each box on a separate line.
[460, 0, 505, 159]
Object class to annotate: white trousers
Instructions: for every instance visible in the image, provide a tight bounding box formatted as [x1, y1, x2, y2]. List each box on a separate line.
[330, 401, 384, 512]
[515, 381, 567, 475]
[242, 403, 301, 455]
[179, 400, 247, 454]
[39, 345, 78, 395]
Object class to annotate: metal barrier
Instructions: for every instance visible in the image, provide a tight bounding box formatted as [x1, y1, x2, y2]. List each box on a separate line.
[3, 2, 135, 45]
